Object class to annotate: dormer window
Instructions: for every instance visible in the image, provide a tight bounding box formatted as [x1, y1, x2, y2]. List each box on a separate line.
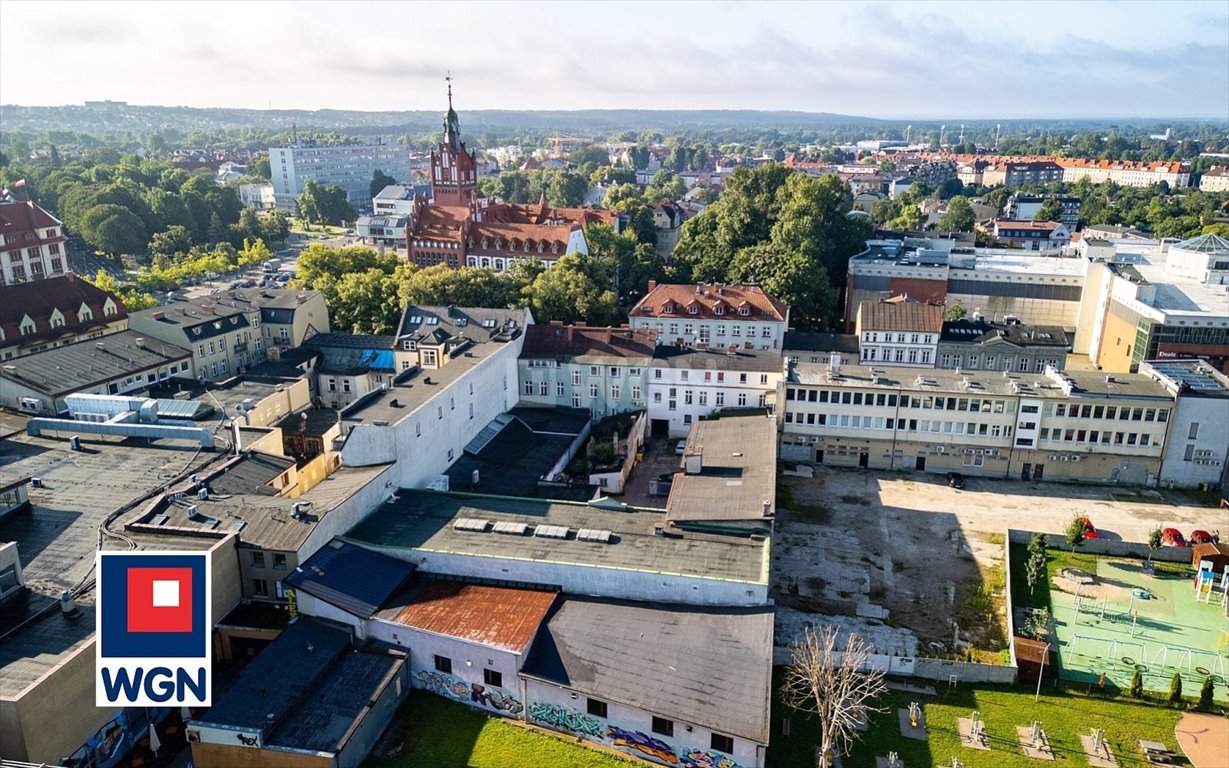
[20, 316, 36, 335]
[688, 305, 698, 315]
[664, 304, 674, 314]
[739, 307, 750, 316]
[714, 305, 724, 315]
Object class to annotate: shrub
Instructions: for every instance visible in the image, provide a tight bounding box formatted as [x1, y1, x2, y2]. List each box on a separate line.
[1130, 669, 1144, 698]
[1168, 672, 1183, 704]
[1197, 676, 1214, 711]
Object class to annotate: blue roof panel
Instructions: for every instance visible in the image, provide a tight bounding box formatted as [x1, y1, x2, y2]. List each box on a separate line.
[285, 540, 415, 618]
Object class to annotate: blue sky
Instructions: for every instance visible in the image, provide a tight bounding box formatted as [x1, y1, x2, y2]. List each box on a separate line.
[1, 1, 1226, 118]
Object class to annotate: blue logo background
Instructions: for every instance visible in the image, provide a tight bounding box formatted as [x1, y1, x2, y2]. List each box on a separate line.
[99, 553, 208, 658]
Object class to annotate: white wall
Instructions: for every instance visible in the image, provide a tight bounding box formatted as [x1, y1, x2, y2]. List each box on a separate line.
[341, 338, 523, 488]
[523, 677, 764, 768]
[367, 618, 526, 717]
[1158, 395, 1229, 488]
[293, 590, 366, 639]
[352, 548, 768, 607]
[647, 366, 780, 438]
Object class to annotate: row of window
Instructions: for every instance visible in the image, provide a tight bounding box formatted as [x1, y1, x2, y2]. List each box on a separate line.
[656, 390, 762, 408]
[523, 381, 644, 401]
[784, 411, 1015, 438]
[430, 655, 735, 753]
[785, 389, 1013, 414]
[1, 228, 58, 245]
[864, 332, 935, 344]
[655, 369, 764, 385]
[3, 255, 64, 285]
[250, 551, 287, 569]
[661, 303, 756, 318]
[1038, 428, 1158, 447]
[649, 322, 771, 338]
[1053, 404, 1168, 422]
[862, 347, 932, 364]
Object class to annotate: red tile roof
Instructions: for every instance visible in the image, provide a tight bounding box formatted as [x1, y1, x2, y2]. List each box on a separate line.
[0, 200, 61, 236]
[379, 581, 557, 653]
[522, 324, 657, 358]
[631, 283, 788, 322]
[0, 273, 126, 350]
[857, 301, 944, 333]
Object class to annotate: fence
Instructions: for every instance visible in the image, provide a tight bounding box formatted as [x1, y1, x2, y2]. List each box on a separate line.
[1006, 529, 1191, 563]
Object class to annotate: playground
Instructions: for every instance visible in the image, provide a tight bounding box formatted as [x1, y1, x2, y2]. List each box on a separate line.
[1050, 554, 1229, 702]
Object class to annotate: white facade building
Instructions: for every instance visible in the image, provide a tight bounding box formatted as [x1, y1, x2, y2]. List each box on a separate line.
[629, 282, 790, 352]
[1140, 360, 1229, 488]
[269, 143, 412, 213]
[646, 348, 782, 438]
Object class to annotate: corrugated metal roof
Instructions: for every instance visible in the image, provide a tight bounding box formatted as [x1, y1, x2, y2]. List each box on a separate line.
[375, 580, 557, 653]
[285, 540, 415, 618]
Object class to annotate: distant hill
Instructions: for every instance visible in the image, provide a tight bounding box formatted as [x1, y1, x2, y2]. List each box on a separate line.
[0, 103, 893, 136]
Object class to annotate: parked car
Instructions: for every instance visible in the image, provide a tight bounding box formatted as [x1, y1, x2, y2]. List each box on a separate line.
[675, 440, 687, 455]
[1075, 515, 1098, 539]
[1189, 530, 1217, 545]
[1162, 528, 1187, 547]
[946, 472, 966, 489]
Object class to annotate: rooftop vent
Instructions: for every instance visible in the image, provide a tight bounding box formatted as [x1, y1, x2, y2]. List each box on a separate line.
[534, 524, 570, 539]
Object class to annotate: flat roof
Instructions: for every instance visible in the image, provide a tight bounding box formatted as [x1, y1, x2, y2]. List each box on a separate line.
[787, 361, 1173, 401]
[522, 596, 774, 743]
[342, 490, 768, 585]
[149, 377, 298, 423]
[286, 540, 416, 619]
[1141, 360, 1229, 398]
[125, 463, 394, 553]
[651, 345, 782, 372]
[0, 330, 190, 397]
[1123, 249, 1229, 319]
[0, 431, 219, 697]
[195, 615, 405, 755]
[667, 415, 777, 524]
[375, 579, 557, 654]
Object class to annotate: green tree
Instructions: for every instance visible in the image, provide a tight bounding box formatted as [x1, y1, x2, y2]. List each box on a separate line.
[1197, 675, 1214, 711]
[370, 169, 397, 199]
[79, 203, 147, 255]
[251, 155, 271, 180]
[1147, 527, 1164, 563]
[260, 209, 292, 243]
[945, 300, 967, 321]
[397, 264, 520, 308]
[570, 145, 610, 167]
[887, 203, 927, 231]
[1202, 223, 1229, 238]
[207, 211, 229, 244]
[1129, 669, 1144, 698]
[1065, 514, 1087, 551]
[523, 254, 619, 325]
[1167, 672, 1183, 704]
[546, 170, 588, 207]
[585, 223, 664, 304]
[88, 269, 157, 311]
[1035, 197, 1064, 222]
[937, 196, 976, 232]
[331, 268, 401, 333]
[148, 224, 193, 256]
[646, 170, 686, 202]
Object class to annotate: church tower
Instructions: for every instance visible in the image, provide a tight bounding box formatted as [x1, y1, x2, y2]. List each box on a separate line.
[430, 76, 479, 207]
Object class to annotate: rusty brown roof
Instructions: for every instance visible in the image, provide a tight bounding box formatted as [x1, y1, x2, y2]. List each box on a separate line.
[857, 301, 944, 333]
[375, 580, 557, 653]
[522, 324, 657, 358]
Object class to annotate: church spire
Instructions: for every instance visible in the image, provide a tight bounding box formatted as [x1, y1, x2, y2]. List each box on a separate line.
[443, 72, 461, 153]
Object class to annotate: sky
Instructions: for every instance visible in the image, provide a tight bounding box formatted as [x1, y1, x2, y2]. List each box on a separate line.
[1, 1, 1227, 119]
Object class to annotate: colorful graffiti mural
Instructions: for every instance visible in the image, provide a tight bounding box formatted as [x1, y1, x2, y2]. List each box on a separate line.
[471, 682, 524, 714]
[607, 725, 678, 764]
[680, 749, 743, 768]
[527, 702, 605, 738]
[416, 669, 470, 702]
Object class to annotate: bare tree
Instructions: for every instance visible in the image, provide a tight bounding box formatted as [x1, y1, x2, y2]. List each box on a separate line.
[782, 625, 887, 767]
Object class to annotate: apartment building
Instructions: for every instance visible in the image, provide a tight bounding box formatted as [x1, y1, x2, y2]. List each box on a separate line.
[1139, 360, 1229, 488]
[269, 142, 412, 212]
[0, 192, 67, 287]
[517, 324, 656, 416]
[779, 360, 1173, 485]
[1199, 167, 1229, 193]
[935, 317, 1069, 372]
[855, 300, 943, 367]
[128, 288, 330, 382]
[629, 282, 790, 351]
[1005, 194, 1081, 226]
[990, 220, 1072, 251]
[306, 333, 396, 409]
[929, 154, 1191, 189]
[646, 347, 782, 438]
[0, 274, 127, 360]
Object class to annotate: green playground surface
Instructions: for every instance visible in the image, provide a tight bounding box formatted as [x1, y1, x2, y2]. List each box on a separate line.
[1049, 555, 1229, 702]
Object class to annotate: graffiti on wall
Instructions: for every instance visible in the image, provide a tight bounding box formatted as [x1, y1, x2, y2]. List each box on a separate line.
[607, 725, 678, 764]
[680, 749, 743, 768]
[416, 669, 470, 702]
[527, 702, 605, 738]
[471, 683, 524, 714]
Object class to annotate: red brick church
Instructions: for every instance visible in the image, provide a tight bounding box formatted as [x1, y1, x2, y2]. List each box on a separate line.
[407, 83, 618, 271]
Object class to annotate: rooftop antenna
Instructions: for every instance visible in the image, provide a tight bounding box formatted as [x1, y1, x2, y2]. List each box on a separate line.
[446, 71, 453, 109]
[905, 124, 912, 143]
[959, 123, 965, 144]
[995, 123, 1001, 149]
[940, 124, 946, 146]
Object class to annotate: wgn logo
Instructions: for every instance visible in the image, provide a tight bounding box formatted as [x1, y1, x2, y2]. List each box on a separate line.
[96, 552, 211, 706]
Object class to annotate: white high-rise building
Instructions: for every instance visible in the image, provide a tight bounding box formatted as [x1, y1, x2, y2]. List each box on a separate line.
[269, 142, 412, 213]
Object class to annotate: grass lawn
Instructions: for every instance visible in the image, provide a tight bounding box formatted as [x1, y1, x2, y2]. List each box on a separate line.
[363, 692, 636, 768]
[771, 678, 1191, 768]
[289, 217, 350, 236]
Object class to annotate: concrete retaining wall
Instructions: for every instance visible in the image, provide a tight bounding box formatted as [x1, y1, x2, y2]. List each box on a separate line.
[1006, 528, 1191, 563]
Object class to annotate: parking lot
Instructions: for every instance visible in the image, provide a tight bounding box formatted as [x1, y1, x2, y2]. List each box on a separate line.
[772, 466, 1223, 658]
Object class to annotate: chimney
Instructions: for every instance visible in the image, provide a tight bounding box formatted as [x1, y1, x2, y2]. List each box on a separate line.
[12, 179, 29, 202]
[296, 294, 307, 303]
[684, 451, 702, 475]
[647, 280, 657, 292]
[201, 303, 214, 314]
[135, 337, 146, 348]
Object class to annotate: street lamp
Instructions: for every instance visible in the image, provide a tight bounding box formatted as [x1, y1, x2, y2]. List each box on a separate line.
[1035, 641, 1051, 702]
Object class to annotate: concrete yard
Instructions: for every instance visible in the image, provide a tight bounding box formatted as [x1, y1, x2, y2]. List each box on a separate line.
[771, 466, 1223, 657]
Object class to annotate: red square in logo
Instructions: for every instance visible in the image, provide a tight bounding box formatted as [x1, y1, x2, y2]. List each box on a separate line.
[127, 567, 194, 634]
